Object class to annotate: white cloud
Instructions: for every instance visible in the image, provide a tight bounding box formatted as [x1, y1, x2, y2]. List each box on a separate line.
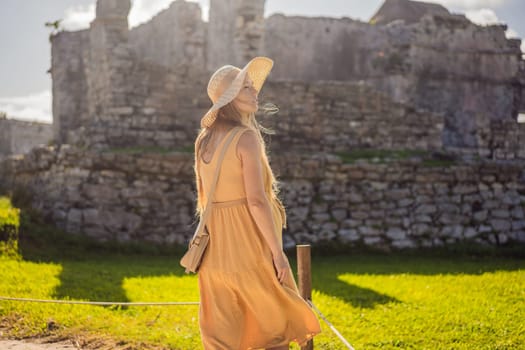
[0, 90, 52, 124]
[462, 8, 523, 55]
[506, 28, 519, 38]
[505, 29, 525, 54]
[422, 0, 507, 10]
[129, 0, 208, 27]
[129, 0, 174, 27]
[62, 3, 96, 31]
[505, 28, 524, 54]
[465, 8, 501, 25]
[60, 1, 208, 30]
[201, 4, 209, 22]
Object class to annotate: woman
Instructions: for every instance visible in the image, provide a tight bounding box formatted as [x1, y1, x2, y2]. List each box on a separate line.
[194, 57, 322, 349]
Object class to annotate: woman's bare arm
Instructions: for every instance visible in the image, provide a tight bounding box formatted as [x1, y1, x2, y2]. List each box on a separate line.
[237, 129, 289, 283]
[237, 129, 281, 255]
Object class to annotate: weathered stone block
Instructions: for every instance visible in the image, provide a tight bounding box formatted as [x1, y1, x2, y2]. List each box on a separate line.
[387, 188, 411, 200]
[392, 239, 416, 249]
[311, 202, 328, 213]
[319, 230, 337, 241]
[490, 219, 511, 232]
[478, 225, 492, 233]
[107, 107, 133, 115]
[511, 206, 524, 219]
[358, 226, 382, 236]
[415, 204, 437, 214]
[397, 198, 414, 207]
[437, 203, 459, 213]
[289, 206, 309, 221]
[482, 200, 500, 209]
[83, 208, 100, 226]
[312, 213, 330, 222]
[351, 211, 369, 220]
[346, 193, 363, 203]
[502, 191, 521, 205]
[413, 214, 432, 223]
[464, 227, 478, 239]
[386, 227, 406, 240]
[491, 209, 510, 218]
[441, 225, 463, 238]
[341, 219, 361, 228]
[452, 184, 477, 195]
[509, 231, 525, 242]
[363, 236, 383, 246]
[331, 208, 347, 222]
[512, 220, 525, 231]
[473, 210, 488, 222]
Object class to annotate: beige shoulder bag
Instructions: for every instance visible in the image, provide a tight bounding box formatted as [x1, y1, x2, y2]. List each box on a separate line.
[180, 127, 242, 273]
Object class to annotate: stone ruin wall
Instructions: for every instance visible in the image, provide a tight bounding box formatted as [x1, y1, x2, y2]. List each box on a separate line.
[50, 0, 525, 160]
[259, 81, 443, 152]
[206, 0, 266, 69]
[262, 13, 525, 152]
[51, 3, 446, 155]
[3, 0, 525, 250]
[52, 0, 210, 149]
[51, 30, 90, 144]
[129, 1, 206, 71]
[1, 144, 524, 249]
[0, 116, 53, 158]
[0, 118, 10, 157]
[56, 77, 447, 153]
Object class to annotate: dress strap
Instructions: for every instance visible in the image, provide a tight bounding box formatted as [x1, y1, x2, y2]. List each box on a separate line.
[212, 197, 248, 208]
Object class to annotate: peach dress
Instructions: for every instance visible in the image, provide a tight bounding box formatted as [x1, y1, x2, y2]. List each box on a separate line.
[197, 126, 321, 349]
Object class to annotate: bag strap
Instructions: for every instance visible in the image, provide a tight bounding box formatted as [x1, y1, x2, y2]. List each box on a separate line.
[191, 126, 243, 242]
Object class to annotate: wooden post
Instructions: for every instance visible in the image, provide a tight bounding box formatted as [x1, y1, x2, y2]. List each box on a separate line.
[297, 244, 314, 350]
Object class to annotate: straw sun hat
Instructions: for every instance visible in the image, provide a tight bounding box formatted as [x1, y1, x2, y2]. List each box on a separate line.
[200, 56, 274, 128]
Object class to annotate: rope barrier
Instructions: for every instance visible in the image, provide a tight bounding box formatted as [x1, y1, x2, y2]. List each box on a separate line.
[308, 300, 355, 350]
[0, 296, 199, 306]
[1, 296, 355, 349]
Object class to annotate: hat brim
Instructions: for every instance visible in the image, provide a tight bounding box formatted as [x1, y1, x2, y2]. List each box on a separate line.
[200, 57, 274, 128]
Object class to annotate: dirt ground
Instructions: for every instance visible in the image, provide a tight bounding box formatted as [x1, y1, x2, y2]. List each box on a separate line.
[0, 339, 77, 350]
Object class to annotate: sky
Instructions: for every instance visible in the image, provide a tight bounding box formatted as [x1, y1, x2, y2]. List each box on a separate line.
[0, 0, 524, 124]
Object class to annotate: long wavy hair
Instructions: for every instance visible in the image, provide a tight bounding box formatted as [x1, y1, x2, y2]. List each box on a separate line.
[194, 103, 287, 228]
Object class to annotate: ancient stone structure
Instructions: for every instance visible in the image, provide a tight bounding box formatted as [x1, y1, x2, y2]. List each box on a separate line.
[130, 1, 206, 70]
[262, 13, 525, 153]
[259, 81, 444, 152]
[207, 0, 266, 69]
[52, 0, 209, 149]
[49, 0, 525, 157]
[370, 0, 450, 25]
[1, 144, 523, 248]
[0, 114, 53, 158]
[1, 0, 524, 249]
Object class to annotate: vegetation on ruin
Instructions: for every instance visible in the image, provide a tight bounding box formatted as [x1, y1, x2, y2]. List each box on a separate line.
[0, 196, 524, 349]
[105, 145, 194, 155]
[334, 148, 458, 167]
[101, 146, 461, 168]
[0, 197, 20, 259]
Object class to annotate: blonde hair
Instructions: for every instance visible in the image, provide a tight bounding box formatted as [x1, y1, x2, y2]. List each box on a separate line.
[194, 103, 287, 228]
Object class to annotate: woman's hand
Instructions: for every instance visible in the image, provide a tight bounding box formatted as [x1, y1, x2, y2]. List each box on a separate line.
[272, 250, 290, 284]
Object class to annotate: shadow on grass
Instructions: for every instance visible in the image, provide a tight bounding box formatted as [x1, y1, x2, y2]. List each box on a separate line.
[288, 242, 525, 309]
[16, 208, 190, 304]
[317, 272, 398, 308]
[11, 202, 525, 310]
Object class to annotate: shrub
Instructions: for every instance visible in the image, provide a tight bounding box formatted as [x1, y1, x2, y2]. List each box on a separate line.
[0, 196, 20, 259]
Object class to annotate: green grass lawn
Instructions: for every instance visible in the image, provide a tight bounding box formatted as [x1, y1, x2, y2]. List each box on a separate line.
[1, 196, 524, 349]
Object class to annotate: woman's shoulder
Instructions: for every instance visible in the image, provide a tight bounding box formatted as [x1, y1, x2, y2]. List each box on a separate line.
[236, 126, 255, 138]
[236, 128, 260, 156]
